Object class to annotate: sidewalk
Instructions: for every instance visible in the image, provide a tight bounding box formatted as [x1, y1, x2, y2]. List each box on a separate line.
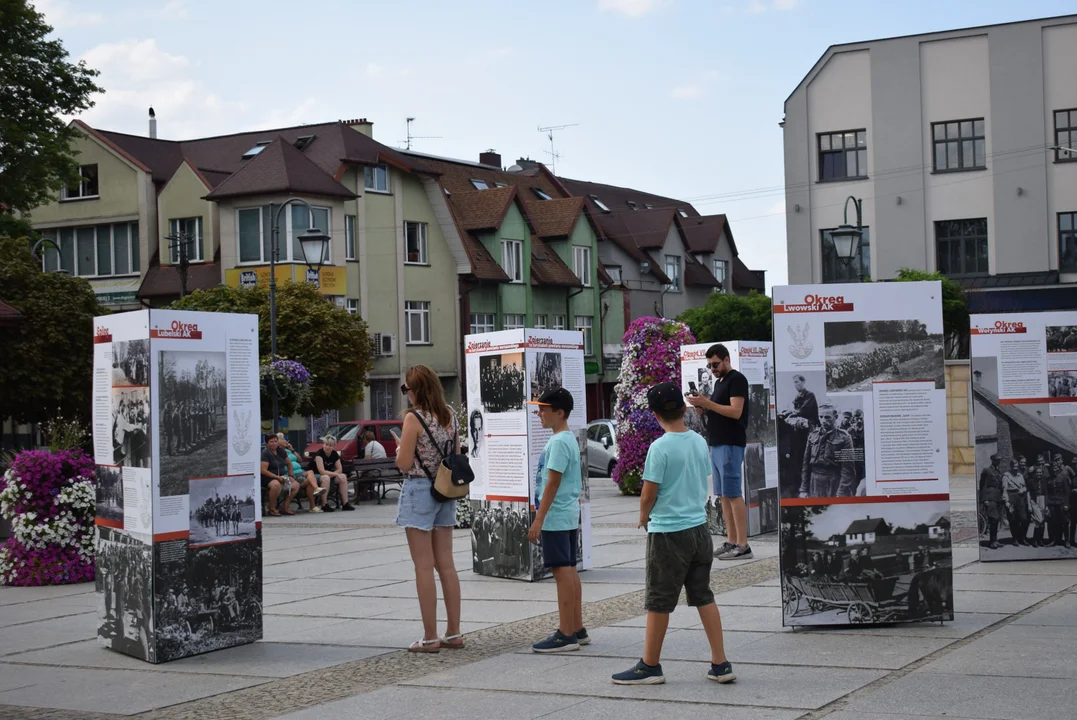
[0, 479, 1075, 720]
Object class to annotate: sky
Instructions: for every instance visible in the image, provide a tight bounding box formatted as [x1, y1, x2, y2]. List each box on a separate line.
[34, 0, 1077, 292]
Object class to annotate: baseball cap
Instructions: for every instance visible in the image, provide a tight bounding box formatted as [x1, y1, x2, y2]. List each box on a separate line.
[527, 387, 574, 413]
[647, 382, 685, 412]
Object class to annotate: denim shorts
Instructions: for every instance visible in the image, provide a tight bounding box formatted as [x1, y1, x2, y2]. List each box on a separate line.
[395, 477, 457, 531]
[710, 444, 745, 498]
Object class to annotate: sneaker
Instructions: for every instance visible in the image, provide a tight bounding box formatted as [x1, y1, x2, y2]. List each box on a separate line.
[342, 503, 355, 512]
[576, 628, 591, 646]
[532, 630, 579, 653]
[707, 661, 736, 683]
[612, 659, 665, 685]
[322, 505, 335, 513]
[714, 542, 736, 558]
[310, 506, 323, 513]
[718, 544, 753, 561]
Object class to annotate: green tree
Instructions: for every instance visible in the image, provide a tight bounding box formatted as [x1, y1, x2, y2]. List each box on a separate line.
[678, 291, 773, 344]
[171, 283, 374, 416]
[888, 268, 969, 358]
[0, 1, 102, 213]
[0, 236, 107, 435]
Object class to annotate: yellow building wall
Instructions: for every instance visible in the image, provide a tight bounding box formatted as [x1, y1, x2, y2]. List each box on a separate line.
[946, 360, 974, 476]
[27, 132, 141, 224]
[157, 162, 217, 263]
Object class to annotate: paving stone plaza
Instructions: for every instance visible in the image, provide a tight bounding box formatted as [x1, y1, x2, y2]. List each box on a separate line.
[1, 476, 1075, 720]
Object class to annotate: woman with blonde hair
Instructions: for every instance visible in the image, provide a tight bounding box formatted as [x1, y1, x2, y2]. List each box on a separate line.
[391, 364, 463, 653]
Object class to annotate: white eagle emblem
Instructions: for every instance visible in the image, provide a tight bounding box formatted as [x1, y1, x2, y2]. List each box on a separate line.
[788, 322, 813, 360]
[231, 408, 253, 456]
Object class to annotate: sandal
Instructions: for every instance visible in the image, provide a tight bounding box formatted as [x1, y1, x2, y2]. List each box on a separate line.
[282, 509, 296, 516]
[267, 509, 281, 517]
[408, 638, 441, 653]
[440, 633, 465, 650]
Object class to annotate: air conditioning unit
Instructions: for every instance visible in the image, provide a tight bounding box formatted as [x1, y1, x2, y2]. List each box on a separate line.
[372, 333, 396, 358]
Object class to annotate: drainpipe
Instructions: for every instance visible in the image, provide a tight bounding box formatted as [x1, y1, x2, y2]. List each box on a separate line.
[459, 278, 477, 406]
[598, 286, 613, 418]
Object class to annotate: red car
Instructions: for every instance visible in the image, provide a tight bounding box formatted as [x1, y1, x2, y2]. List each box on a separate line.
[304, 420, 403, 462]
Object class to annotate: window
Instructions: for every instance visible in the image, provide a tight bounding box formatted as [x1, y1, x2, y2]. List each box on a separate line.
[470, 313, 495, 334]
[346, 298, 359, 315]
[606, 265, 622, 285]
[664, 254, 680, 291]
[503, 314, 524, 330]
[818, 130, 867, 181]
[345, 215, 356, 260]
[502, 240, 523, 282]
[364, 164, 390, 192]
[61, 164, 99, 200]
[1055, 109, 1077, 162]
[932, 119, 986, 172]
[532, 188, 552, 200]
[293, 135, 316, 151]
[712, 259, 728, 290]
[1060, 213, 1077, 272]
[370, 380, 396, 420]
[678, 208, 689, 218]
[534, 314, 547, 329]
[935, 219, 988, 277]
[470, 179, 489, 190]
[237, 204, 331, 264]
[405, 222, 428, 264]
[590, 195, 611, 213]
[241, 141, 270, 159]
[573, 246, 592, 286]
[821, 227, 871, 283]
[552, 315, 566, 330]
[575, 316, 593, 356]
[494, 182, 509, 188]
[168, 217, 204, 263]
[405, 301, 430, 344]
[40, 222, 139, 277]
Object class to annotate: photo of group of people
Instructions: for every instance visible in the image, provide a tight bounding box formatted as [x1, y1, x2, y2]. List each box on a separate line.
[95, 464, 123, 526]
[479, 353, 526, 414]
[159, 350, 228, 496]
[189, 476, 257, 547]
[531, 352, 563, 400]
[823, 320, 945, 393]
[97, 527, 155, 662]
[112, 387, 150, 468]
[471, 500, 533, 580]
[1048, 371, 1077, 398]
[112, 339, 150, 386]
[1046, 325, 1077, 353]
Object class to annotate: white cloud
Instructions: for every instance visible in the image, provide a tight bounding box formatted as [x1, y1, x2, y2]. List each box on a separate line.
[597, 0, 666, 19]
[670, 84, 704, 100]
[747, 0, 766, 13]
[365, 63, 384, 78]
[33, 0, 102, 28]
[161, 1, 188, 20]
[773, 0, 799, 9]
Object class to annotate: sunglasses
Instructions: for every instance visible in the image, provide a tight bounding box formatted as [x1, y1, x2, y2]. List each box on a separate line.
[707, 361, 723, 369]
[400, 384, 411, 396]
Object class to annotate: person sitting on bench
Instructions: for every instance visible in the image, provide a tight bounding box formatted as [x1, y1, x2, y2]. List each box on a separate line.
[364, 430, 387, 459]
[261, 434, 299, 516]
[310, 435, 354, 511]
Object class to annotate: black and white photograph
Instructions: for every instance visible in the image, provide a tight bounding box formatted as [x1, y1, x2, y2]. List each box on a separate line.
[696, 367, 714, 399]
[824, 319, 945, 392]
[758, 487, 779, 534]
[1048, 370, 1077, 398]
[972, 357, 1077, 561]
[1046, 325, 1077, 353]
[745, 442, 767, 503]
[154, 538, 263, 662]
[706, 495, 727, 536]
[480, 352, 526, 414]
[776, 371, 865, 499]
[471, 500, 533, 580]
[780, 499, 954, 626]
[468, 410, 484, 458]
[112, 386, 150, 468]
[112, 339, 150, 386]
[746, 383, 776, 446]
[159, 350, 228, 496]
[95, 464, 123, 526]
[531, 352, 563, 400]
[189, 476, 258, 547]
[96, 526, 155, 662]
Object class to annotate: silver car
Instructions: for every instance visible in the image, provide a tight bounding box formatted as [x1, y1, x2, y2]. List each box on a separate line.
[585, 420, 618, 477]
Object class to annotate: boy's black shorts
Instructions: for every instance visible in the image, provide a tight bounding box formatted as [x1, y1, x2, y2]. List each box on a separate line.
[541, 529, 579, 568]
[645, 523, 715, 613]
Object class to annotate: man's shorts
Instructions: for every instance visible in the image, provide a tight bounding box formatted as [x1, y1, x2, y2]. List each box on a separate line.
[710, 444, 745, 498]
[645, 523, 715, 613]
[541, 529, 579, 568]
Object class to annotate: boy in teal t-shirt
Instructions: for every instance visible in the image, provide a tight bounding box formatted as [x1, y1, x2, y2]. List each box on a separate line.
[526, 387, 586, 653]
[611, 381, 735, 686]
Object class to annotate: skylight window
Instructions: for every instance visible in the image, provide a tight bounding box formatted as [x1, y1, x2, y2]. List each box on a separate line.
[678, 208, 689, 217]
[470, 179, 489, 190]
[293, 135, 316, 151]
[590, 195, 611, 213]
[532, 188, 552, 200]
[644, 203, 653, 210]
[627, 200, 638, 209]
[494, 182, 509, 188]
[241, 141, 271, 159]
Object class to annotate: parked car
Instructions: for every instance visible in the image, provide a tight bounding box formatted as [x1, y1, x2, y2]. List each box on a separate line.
[585, 419, 618, 477]
[304, 420, 403, 462]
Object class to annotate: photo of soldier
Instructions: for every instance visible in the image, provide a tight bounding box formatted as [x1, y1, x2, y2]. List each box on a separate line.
[479, 353, 526, 414]
[95, 464, 124, 525]
[777, 373, 819, 498]
[1047, 370, 1077, 398]
[470, 500, 533, 581]
[188, 475, 258, 547]
[800, 404, 857, 498]
[159, 351, 228, 496]
[1045, 325, 1077, 353]
[112, 386, 150, 468]
[823, 319, 945, 393]
[112, 339, 150, 386]
[96, 526, 155, 662]
[758, 487, 779, 533]
[746, 383, 776, 447]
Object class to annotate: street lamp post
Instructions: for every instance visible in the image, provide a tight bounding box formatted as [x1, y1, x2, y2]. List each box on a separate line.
[31, 238, 70, 274]
[829, 196, 864, 281]
[268, 198, 331, 432]
[165, 231, 193, 297]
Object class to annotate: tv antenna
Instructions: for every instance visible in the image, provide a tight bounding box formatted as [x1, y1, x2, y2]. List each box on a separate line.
[537, 123, 579, 174]
[401, 117, 442, 151]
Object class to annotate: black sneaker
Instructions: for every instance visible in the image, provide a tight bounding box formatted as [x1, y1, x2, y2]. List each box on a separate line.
[707, 661, 736, 683]
[341, 503, 355, 511]
[532, 630, 579, 653]
[714, 541, 736, 558]
[322, 505, 335, 513]
[576, 628, 591, 646]
[612, 659, 665, 685]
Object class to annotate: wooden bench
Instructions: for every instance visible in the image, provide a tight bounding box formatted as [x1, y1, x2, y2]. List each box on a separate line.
[345, 458, 405, 505]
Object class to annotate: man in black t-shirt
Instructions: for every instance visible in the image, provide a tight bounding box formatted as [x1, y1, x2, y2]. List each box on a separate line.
[687, 343, 752, 560]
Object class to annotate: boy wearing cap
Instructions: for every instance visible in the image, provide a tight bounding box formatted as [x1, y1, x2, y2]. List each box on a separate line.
[612, 381, 735, 685]
[527, 387, 587, 652]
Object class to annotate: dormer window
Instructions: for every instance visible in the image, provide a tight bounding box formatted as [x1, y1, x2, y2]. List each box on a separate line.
[242, 141, 271, 159]
[589, 195, 611, 213]
[470, 179, 489, 190]
[627, 200, 638, 209]
[293, 135, 316, 151]
[678, 208, 689, 217]
[532, 188, 552, 200]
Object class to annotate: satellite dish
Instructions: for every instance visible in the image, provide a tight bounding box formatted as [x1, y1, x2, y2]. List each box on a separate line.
[507, 164, 523, 172]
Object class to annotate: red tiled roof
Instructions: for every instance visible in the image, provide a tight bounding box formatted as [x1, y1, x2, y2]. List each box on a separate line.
[462, 233, 510, 282]
[558, 177, 700, 218]
[204, 138, 357, 201]
[685, 254, 721, 288]
[732, 256, 766, 291]
[521, 197, 584, 238]
[404, 151, 563, 202]
[137, 261, 222, 299]
[530, 236, 582, 287]
[0, 299, 23, 326]
[676, 213, 737, 255]
[449, 186, 518, 231]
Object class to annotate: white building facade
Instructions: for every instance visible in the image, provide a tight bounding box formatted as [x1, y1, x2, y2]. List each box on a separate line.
[782, 15, 1077, 311]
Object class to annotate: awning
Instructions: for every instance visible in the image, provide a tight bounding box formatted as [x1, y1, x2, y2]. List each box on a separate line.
[91, 277, 142, 306]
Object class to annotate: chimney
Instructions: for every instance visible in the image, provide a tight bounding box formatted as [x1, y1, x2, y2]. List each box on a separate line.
[344, 118, 373, 138]
[479, 149, 501, 168]
[148, 107, 157, 139]
[515, 157, 540, 171]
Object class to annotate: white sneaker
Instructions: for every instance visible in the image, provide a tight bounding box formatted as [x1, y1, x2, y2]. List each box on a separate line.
[310, 506, 323, 513]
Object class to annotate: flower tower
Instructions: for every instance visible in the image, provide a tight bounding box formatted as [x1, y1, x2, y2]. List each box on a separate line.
[0, 450, 96, 586]
[612, 317, 696, 495]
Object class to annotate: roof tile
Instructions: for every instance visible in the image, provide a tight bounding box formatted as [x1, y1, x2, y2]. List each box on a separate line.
[530, 236, 582, 287]
[203, 138, 357, 201]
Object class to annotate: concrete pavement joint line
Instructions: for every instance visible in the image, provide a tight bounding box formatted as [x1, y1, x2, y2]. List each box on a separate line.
[804, 580, 1077, 720]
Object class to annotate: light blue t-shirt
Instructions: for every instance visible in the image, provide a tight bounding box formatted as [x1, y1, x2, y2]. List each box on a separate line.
[642, 430, 709, 533]
[534, 430, 581, 531]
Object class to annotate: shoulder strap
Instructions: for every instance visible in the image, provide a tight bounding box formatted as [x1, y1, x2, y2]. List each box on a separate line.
[409, 410, 442, 482]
